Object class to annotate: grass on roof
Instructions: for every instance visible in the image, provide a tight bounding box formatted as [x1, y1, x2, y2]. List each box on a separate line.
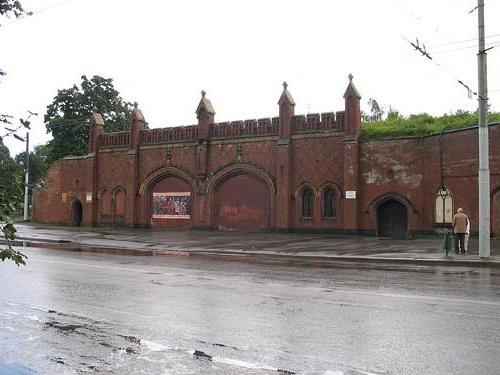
[361, 111, 500, 139]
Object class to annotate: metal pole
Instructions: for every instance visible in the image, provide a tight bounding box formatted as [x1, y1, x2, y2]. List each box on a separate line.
[477, 0, 490, 258]
[23, 132, 29, 221]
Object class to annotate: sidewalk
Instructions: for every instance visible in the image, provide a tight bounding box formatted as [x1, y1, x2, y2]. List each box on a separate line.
[13, 222, 500, 268]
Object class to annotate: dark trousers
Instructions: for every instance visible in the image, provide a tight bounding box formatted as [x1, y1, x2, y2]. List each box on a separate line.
[455, 233, 465, 252]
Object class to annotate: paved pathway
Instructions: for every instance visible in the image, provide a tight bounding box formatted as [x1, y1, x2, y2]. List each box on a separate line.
[12, 223, 500, 267]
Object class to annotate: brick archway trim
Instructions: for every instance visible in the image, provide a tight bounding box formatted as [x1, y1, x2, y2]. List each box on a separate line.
[138, 166, 196, 196]
[368, 192, 415, 235]
[293, 182, 318, 199]
[368, 192, 416, 214]
[137, 166, 197, 226]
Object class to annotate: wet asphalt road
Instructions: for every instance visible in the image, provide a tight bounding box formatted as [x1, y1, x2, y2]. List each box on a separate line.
[1, 248, 500, 375]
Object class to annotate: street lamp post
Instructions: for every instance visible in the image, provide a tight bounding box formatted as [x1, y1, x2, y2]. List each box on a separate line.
[477, 0, 490, 258]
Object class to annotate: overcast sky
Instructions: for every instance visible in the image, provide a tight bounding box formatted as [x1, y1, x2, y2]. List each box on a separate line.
[1, 0, 499, 155]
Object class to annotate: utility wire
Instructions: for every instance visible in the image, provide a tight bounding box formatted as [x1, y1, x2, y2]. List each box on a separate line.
[31, 0, 73, 16]
[403, 36, 486, 101]
[433, 40, 500, 54]
[1, 0, 73, 26]
[429, 33, 500, 48]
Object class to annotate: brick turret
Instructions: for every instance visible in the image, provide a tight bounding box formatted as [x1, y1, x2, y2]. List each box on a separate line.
[89, 108, 104, 153]
[196, 90, 215, 141]
[278, 81, 295, 142]
[130, 102, 146, 148]
[342, 74, 361, 232]
[343, 73, 361, 139]
[276, 81, 295, 229]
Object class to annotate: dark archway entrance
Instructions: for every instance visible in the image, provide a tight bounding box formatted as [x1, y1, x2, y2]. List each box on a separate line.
[377, 199, 407, 237]
[71, 200, 83, 226]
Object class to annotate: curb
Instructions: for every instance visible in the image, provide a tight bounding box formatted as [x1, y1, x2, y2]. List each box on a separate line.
[13, 237, 500, 268]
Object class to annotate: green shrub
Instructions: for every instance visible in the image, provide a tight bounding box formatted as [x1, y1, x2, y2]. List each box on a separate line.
[361, 111, 500, 140]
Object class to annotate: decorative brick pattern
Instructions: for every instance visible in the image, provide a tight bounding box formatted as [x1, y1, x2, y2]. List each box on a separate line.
[32, 80, 500, 235]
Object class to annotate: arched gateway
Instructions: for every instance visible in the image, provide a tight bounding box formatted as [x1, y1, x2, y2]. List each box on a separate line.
[377, 199, 408, 237]
[149, 176, 193, 229]
[216, 173, 270, 231]
[71, 199, 83, 226]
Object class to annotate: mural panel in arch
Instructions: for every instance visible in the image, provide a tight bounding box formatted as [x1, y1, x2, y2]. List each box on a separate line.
[216, 174, 270, 231]
[152, 192, 191, 219]
[151, 176, 193, 228]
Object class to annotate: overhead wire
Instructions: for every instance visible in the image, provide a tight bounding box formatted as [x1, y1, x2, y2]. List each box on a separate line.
[432, 40, 500, 54]
[1, 0, 74, 26]
[398, 2, 500, 102]
[402, 36, 485, 100]
[428, 33, 500, 48]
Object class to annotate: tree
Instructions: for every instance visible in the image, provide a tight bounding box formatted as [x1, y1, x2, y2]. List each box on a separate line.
[368, 98, 384, 121]
[0, 139, 26, 265]
[15, 143, 50, 185]
[45, 75, 132, 163]
[1, 0, 31, 266]
[387, 106, 400, 121]
[15, 143, 50, 210]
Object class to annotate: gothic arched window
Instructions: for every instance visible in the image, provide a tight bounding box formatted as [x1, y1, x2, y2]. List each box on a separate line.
[323, 188, 336, 218]
[435, 186, 453, 224]
[302, 188, 314, 218]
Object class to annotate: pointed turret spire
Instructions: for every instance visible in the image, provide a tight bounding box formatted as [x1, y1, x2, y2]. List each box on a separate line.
[196, 90, 215, 116]
[343, 74, 361, 138]
[278, 81, 295, 141]
[132, 101, 145, 122]
[196, 90, 215, 141]
[130, 101, 146, 148]
[89, 108, 104, 153]
[343, 73, 361, 99]
[90, 107, 104, 126]
[278, 81, 295, 106]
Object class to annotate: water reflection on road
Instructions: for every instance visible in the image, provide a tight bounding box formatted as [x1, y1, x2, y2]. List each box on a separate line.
[1, 248, 500, 374]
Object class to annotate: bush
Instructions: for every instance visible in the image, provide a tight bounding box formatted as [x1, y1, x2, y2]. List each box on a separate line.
[361, 111, 500, 140]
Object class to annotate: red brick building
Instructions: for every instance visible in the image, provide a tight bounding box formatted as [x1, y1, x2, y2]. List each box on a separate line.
[33, 77, 500, 237]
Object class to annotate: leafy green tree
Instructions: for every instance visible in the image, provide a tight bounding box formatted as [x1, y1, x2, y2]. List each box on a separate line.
[45, 75, 132, 163]
[386, 106, 399, 121]
[15, 143, 50, 210]
[0, 139, 26, 265]
[15, 143, 50, 185]
[1, 0, 32, 266]
[368, 98, 384, 121]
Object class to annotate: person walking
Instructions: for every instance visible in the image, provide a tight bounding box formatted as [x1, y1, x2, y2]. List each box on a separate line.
[464, 215, 471, 254]
[452, 208, 469, 255]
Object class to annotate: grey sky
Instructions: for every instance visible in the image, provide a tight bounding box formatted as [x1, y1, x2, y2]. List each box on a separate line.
[1, 0, 499, 155]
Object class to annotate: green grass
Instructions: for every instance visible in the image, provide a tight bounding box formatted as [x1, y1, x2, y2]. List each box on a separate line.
[361, 111, 500, 140]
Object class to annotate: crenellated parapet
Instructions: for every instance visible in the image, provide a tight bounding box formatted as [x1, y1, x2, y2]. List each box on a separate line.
[94, 76, 359, 149]
[98, 131, 130, 148]
[291, 111, 345, 134]
[140, 125, 198, 145]
[210, 118, 279, 138]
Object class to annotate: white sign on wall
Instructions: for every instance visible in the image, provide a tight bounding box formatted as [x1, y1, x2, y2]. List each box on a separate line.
[345, 191, 356, 199]
[86, 192, 93, 202]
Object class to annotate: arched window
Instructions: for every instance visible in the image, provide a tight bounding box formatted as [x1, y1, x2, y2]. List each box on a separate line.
[100, 190, 111, 224]
[301, 188, 314, 218]
[435, 186, 453, 224]
[114, 189, 126, 224]
[323, 188, 336, 218]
